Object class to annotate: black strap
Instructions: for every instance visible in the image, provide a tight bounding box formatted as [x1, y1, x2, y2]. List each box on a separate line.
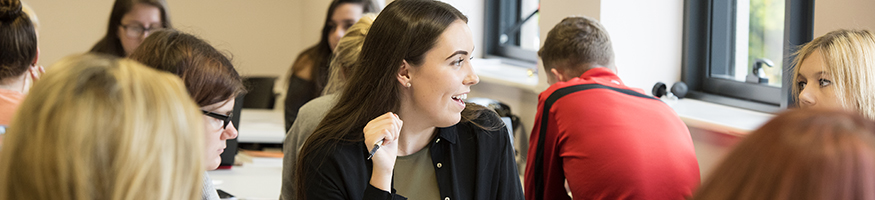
[532, 84, 658, 200]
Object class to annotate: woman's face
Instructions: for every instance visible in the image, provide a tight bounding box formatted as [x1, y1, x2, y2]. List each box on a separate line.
[796, 49, 844, 110]
[328, 3, 363, 51]
[201, 98, 239, 170]
[404, 20, 479, 128]
[117, 3, 162, 56]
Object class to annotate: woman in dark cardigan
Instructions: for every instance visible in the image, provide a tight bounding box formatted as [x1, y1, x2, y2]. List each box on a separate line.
[294, 0, 524, 199]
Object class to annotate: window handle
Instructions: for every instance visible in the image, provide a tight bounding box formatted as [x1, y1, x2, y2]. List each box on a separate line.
[746, 58, 774, 84]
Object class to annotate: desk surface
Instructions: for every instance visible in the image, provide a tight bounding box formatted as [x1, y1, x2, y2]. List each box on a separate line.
[208, 157, 283, 200]
[237, 109, 285, 144]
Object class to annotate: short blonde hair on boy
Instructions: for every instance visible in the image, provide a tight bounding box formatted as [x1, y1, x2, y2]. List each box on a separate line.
[0, 54, 204, 200]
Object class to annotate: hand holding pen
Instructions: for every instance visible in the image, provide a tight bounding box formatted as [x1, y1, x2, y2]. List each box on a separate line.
[363, 112, 403, 191]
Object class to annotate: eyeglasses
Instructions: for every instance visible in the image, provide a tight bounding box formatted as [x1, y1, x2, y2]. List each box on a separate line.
[119, 24, 163, 38]
[202, 110, 232, 130]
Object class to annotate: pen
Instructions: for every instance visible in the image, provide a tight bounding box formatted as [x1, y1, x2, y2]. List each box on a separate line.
[367, 141, 382, 160]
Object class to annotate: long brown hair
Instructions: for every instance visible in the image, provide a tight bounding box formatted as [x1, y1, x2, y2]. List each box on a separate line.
[295, 0, 492, 199]
[694, 109, 875, 200]
[128, 29, 245, 106]
[89, 0, 172, 57]
[288, 0, 373, 96]
[0, 0, 37, 80]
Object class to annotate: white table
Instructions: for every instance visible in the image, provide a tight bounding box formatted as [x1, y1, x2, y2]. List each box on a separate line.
[208, 157, 283, 200]
[237, 109, 286, 144]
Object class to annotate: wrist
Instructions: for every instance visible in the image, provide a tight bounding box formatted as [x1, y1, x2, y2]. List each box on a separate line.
[370, 168, 393, 191]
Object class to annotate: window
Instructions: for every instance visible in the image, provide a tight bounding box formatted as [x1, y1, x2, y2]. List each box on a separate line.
[682, 0, 814, 112]
[485, 0, 540, 64]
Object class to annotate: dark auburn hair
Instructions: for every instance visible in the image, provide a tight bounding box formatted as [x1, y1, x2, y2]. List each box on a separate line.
[288, 0, 373, 97]
[539, 16, 614, 77]
[89, 0, 172, 57]
[128, 29, 245, 106]
[694, 108, 875, 200]
[0, 0, 36, 80]
[295, 0, 495, 199]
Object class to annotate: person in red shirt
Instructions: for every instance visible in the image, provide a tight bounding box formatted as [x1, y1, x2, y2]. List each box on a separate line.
[525, 16, 700, 200]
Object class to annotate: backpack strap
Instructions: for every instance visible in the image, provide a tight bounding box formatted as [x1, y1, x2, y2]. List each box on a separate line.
[532, 84, 658, 200]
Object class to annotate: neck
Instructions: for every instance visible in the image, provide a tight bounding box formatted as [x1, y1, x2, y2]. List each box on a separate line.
[396, 107, 437, 156]
[0, 73, 27, 94]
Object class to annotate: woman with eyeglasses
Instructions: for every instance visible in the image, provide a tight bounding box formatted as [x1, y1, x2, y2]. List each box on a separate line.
[90, 0, 170, 57]
[128, 29, 245, 200]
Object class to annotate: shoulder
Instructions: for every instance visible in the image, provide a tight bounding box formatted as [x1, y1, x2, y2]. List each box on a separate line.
[292, 50, 316, 79]
[297, 95, 338, 119]
[293, 51, 315, 68]
[89, 39, 124, 57]
[300, 94, 340, 113]
[541, 80, 652, 104]
[456, 105, 509, 143]
[459, 104, 505, 131]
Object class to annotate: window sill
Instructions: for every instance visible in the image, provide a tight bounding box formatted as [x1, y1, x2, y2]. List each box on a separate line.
[666, 98, 775, 137]
[471, 58, 543, 94]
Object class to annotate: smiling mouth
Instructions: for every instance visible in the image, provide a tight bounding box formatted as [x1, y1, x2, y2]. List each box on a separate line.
[452, 94, 468, 102]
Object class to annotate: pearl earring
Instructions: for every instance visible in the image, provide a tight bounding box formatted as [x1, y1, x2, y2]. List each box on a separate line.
[406, 82, 412, 87]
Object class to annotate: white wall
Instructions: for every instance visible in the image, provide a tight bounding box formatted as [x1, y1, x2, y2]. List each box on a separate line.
[813, 0, 875, 36]
[27, 0, 486, 77]
[168, 0, 304, 77]
[28, 0, 325, 77]
[601, 0, 684, 94]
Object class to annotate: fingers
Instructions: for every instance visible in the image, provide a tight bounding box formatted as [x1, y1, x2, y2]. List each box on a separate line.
[29, 65, 44, 82]
[363, 112, 403, 149]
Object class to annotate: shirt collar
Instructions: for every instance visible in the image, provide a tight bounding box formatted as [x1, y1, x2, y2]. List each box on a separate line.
[577, 67, 625, 86]
[435, 124, 459, 145]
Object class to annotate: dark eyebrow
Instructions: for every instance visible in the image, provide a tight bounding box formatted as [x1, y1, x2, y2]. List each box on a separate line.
[445, 50, 469, 60]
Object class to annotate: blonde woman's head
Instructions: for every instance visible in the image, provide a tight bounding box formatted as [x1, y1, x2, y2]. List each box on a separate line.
[323, 13, 377, 95]
[0, 53, 204, 200]
[793, 29, 875, 120]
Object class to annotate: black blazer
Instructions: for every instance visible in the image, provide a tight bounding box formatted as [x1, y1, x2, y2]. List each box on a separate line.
[299, 110, 524, 200]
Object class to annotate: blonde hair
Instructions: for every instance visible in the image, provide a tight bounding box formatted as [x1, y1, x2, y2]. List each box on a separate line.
[322, 13, 377, 95]
[792, 29, 875, 120]
[0, 54, 204, 200]
[694, 109, 875, 200]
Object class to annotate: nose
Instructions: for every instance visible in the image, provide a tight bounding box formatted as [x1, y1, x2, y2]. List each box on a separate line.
[798, 87, 815, 107]
[221, 122, 239, 140]
[463, 64, 480, 86]
[333, 27, 345, 38]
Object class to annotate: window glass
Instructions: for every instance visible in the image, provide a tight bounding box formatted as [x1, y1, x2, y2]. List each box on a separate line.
[711, 0, 785, 87]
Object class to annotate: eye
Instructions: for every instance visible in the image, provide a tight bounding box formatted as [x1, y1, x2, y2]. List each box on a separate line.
[327, 23, 337, 31]
[796, 80, 807, 90]
[451, 57, 464, 67]
[819, 79, 832, 87]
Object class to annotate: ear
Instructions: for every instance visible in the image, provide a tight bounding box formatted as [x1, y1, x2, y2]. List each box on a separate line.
[550, 68, 569, 82]
[397, 60, 412, 86]
[32, 47, 39, 66]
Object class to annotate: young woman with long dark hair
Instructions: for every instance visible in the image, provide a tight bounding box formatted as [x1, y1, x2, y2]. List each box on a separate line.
[283, 0, 375, 131]
[295, 1, 524, 199]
